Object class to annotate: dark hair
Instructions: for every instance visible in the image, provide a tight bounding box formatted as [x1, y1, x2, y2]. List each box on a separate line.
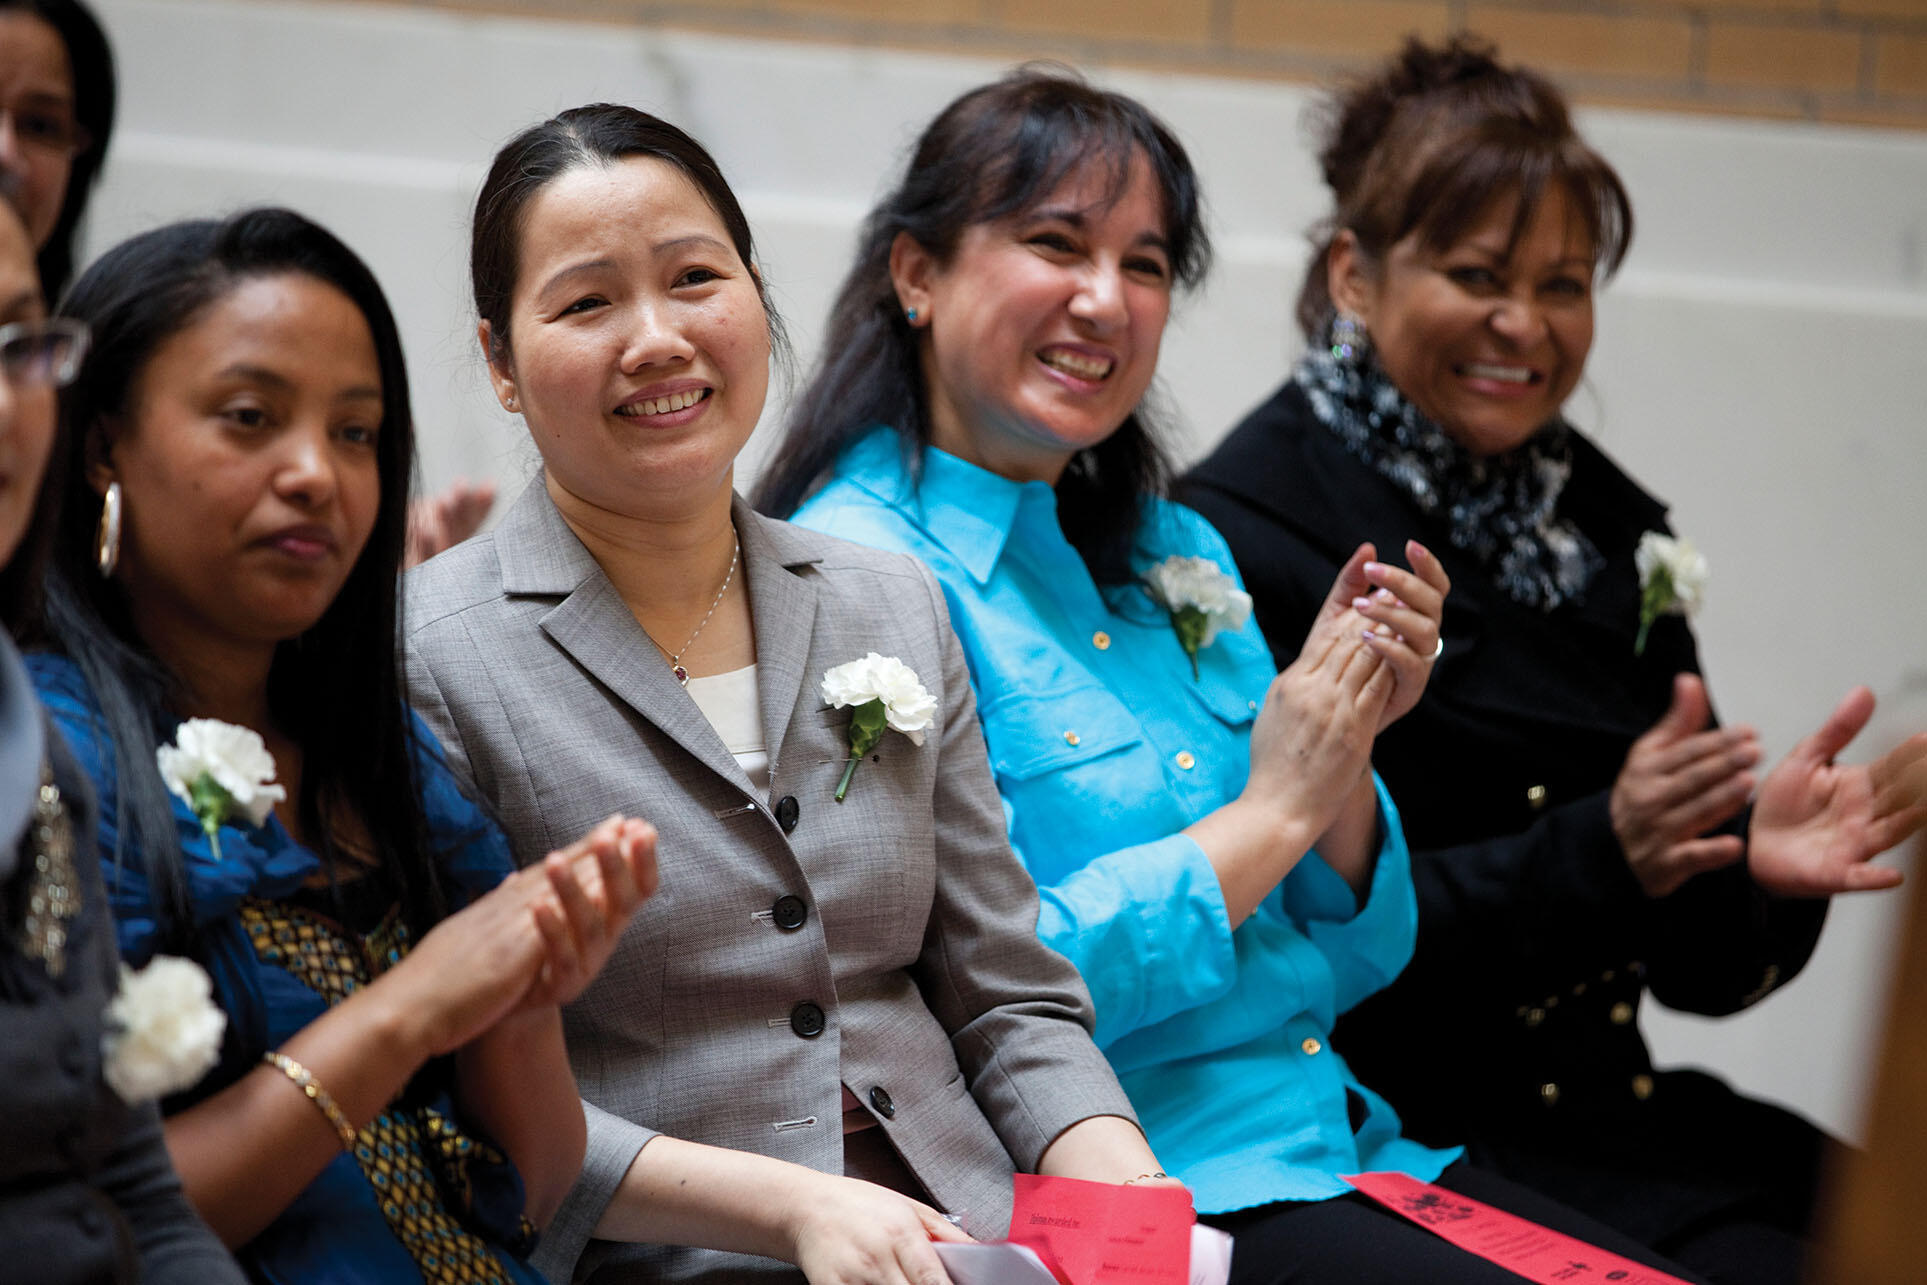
[42, 207, 439, 951]
[754, 66, 1211, 584]
[3, 0, 117, 297]
[0, 200, 50, 635]
[1295, 34, 1633, 337]
[471, 101, 785, 370]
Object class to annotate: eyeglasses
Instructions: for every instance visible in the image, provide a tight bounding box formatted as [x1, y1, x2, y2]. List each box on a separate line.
[0, 318, 88, 387]
[0, 103, 89, 158]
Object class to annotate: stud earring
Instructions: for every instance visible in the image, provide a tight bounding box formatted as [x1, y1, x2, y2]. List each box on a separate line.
[904, 308, 918, 324]
[96, 481, 121, 578]
[1330, 314, 1369, 368]
[504, 395, 519, 413]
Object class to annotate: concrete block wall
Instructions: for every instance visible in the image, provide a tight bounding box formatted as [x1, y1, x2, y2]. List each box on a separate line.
[368, 0, 1927, 128]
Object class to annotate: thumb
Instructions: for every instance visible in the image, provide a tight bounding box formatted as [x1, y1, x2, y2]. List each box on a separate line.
[1324, 542, 1377, 613]
[1649, 673, 1712, 741]
[1794, 686, 1877, 767]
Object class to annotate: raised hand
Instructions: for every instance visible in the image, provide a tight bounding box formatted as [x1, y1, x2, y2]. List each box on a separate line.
[789, 1174, 969, 1285]
[1612, 674, 1761, 897]
[1747, 688, 1927, 897]
[404, 476, 498, 569]
[524, 815, 659, 1008]
[1351, 540, 1451, 732]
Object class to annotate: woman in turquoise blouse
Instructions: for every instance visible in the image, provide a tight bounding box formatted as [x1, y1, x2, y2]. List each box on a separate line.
[760, 69, 1709, 1285]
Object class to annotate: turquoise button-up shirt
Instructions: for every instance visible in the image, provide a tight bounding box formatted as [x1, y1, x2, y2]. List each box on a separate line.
[791, 429, 1457, 1213]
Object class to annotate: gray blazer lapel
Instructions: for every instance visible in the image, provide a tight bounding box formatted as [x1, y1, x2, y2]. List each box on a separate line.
[498, 480, 755, 796]
[735, 500, 822, 786]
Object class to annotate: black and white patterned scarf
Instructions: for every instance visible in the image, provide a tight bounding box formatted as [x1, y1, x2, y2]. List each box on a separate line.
[1293, 321, 1603, 612]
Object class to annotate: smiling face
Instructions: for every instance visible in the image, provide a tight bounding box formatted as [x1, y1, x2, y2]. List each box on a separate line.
[0, 11, 76, 253]
[0, 203, 48, 565]
[96, 272, 384, 656]
[894, 151, 1174, 485]
[1334, 183, 1597, 457]
[487, 155, 771, 520]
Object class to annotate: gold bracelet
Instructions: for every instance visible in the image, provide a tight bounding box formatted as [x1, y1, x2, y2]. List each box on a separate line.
[1123, 1171, 1170, 1185]
[262, 1052, 358, 1150]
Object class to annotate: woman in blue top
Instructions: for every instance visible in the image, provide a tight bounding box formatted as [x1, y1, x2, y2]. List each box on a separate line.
[28, 207, 655, 1284]
[760, 69, 1708, 1285]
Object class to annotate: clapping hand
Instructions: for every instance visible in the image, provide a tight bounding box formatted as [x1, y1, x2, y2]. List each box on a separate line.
[404, 477, 497, 569]
[523, 815, 659, 1008]
[1612, 674, 1762, 897]
[1310, 541, 1450, 734]
[1747, 688, 1927, 897]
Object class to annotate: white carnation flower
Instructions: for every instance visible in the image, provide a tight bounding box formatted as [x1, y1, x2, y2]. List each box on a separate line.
[1634, 532, 1708, 615]
[820, 653, 937, 746]
[1143, 556, 1253, 677]
[157, 718, 287, 831]
[102, 956, 226, 1104]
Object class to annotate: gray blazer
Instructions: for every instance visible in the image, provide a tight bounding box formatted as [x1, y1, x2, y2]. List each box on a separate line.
[404, 481, 1136, 1283]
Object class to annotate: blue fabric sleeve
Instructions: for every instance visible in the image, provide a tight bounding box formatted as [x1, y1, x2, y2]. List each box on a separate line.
[1273, 774, 1418, 1017]
[1026, 825, 1239, 1049]
[409, 710, 514, 907]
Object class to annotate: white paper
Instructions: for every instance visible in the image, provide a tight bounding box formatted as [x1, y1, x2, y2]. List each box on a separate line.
[934, 1241, 1060, 1285]
[1188, 1224, 1234, 1285]
[932, 1224, 1232, 1285]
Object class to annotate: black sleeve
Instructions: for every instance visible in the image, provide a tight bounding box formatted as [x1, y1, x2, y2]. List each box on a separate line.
[100, 1102, 248, 1285]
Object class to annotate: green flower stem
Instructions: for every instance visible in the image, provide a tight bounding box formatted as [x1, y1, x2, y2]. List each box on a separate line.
[1634, 572, 1674, 657]
[189, 772, 235, 862]
[834, 700, 889, 803]
[1173, 607, 1208, 682]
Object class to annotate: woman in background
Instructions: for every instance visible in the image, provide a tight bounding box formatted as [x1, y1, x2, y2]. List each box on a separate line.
[1176, 36, 1927, 1285]
[30, 205, 654, 1282]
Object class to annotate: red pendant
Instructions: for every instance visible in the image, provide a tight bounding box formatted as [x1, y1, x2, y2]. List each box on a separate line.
[672, 664, 689, 685]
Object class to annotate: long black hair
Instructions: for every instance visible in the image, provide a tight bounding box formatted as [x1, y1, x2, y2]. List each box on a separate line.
[4, 0, 116, 297]
[42, 207, 440, 951]
[754, 66, 1211, 584]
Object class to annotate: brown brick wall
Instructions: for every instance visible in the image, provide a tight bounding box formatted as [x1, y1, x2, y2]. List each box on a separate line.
[380, 0, 1927, 130]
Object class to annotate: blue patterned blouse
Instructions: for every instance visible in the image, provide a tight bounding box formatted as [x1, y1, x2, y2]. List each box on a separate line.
[30, 653, 547, 1285]
[791, 429, 1458, 1214]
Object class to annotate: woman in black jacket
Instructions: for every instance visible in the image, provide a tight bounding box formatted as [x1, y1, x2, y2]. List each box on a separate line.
[1176, 35, 1927, 1285]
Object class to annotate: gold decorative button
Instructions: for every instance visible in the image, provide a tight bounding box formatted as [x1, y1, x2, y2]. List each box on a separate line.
[1063, 731, 1081, 747]
[1610, 1001, 1634, 1026]
[1631, 1074, 1655, 1101]
[1539, 1082, 1561, 1107]
[1092, 631, 1111, 651]
[1526, 784, 1548, 809]
[1301, 1037, 1322, 1056]
[1601, 969, 1616, 983]
[1174, 751, 1196, 771]
[1571, 982, 1587, 997]
[1524, 1007, 1546, 1028]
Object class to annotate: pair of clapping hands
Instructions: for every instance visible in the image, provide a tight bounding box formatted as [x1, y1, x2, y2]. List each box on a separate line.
[389, 816, 658, 1058]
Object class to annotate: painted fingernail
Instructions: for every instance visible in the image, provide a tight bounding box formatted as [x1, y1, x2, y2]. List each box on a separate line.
[1352, 597, 1373, 611]
[1363, 562, 1384, 575]
[1373, 587, 1397, 603]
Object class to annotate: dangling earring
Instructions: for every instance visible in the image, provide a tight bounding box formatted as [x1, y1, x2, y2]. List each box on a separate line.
[95, 481, 121, 578]
[1330, 314, 1369, 368]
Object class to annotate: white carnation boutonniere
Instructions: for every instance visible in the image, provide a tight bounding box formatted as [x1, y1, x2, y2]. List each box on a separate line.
[1143, 555, 1253, 679]
[1634, 531, 1709, 657]
[156, 719, 287, 860]
[101, 955, 226, 1103]
[821, 653, 937, 802]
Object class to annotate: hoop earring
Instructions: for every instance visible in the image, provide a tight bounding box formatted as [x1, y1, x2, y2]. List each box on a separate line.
[1330, 314, 1368, 368]
[95, 481, 121, 578]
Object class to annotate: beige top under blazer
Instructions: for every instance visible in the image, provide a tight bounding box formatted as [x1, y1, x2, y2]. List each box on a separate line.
[403, 481, 1137, 1283]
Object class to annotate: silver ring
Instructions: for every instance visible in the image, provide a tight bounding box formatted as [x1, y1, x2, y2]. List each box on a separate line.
[1429, 635, 1445, 661]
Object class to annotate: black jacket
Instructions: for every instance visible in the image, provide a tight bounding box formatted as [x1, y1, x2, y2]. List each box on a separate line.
[1176, 380, 1829, 1243]
[0, 724, 242, 1285]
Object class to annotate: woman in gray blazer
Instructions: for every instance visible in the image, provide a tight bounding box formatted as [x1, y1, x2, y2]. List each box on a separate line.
[405, 105, 1171, 1285]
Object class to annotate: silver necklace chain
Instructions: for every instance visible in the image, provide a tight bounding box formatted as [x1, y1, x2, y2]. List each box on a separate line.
[648, 532, 739, 686]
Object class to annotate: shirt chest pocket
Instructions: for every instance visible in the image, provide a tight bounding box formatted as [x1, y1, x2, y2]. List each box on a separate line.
[981, 683, 1147, 782]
